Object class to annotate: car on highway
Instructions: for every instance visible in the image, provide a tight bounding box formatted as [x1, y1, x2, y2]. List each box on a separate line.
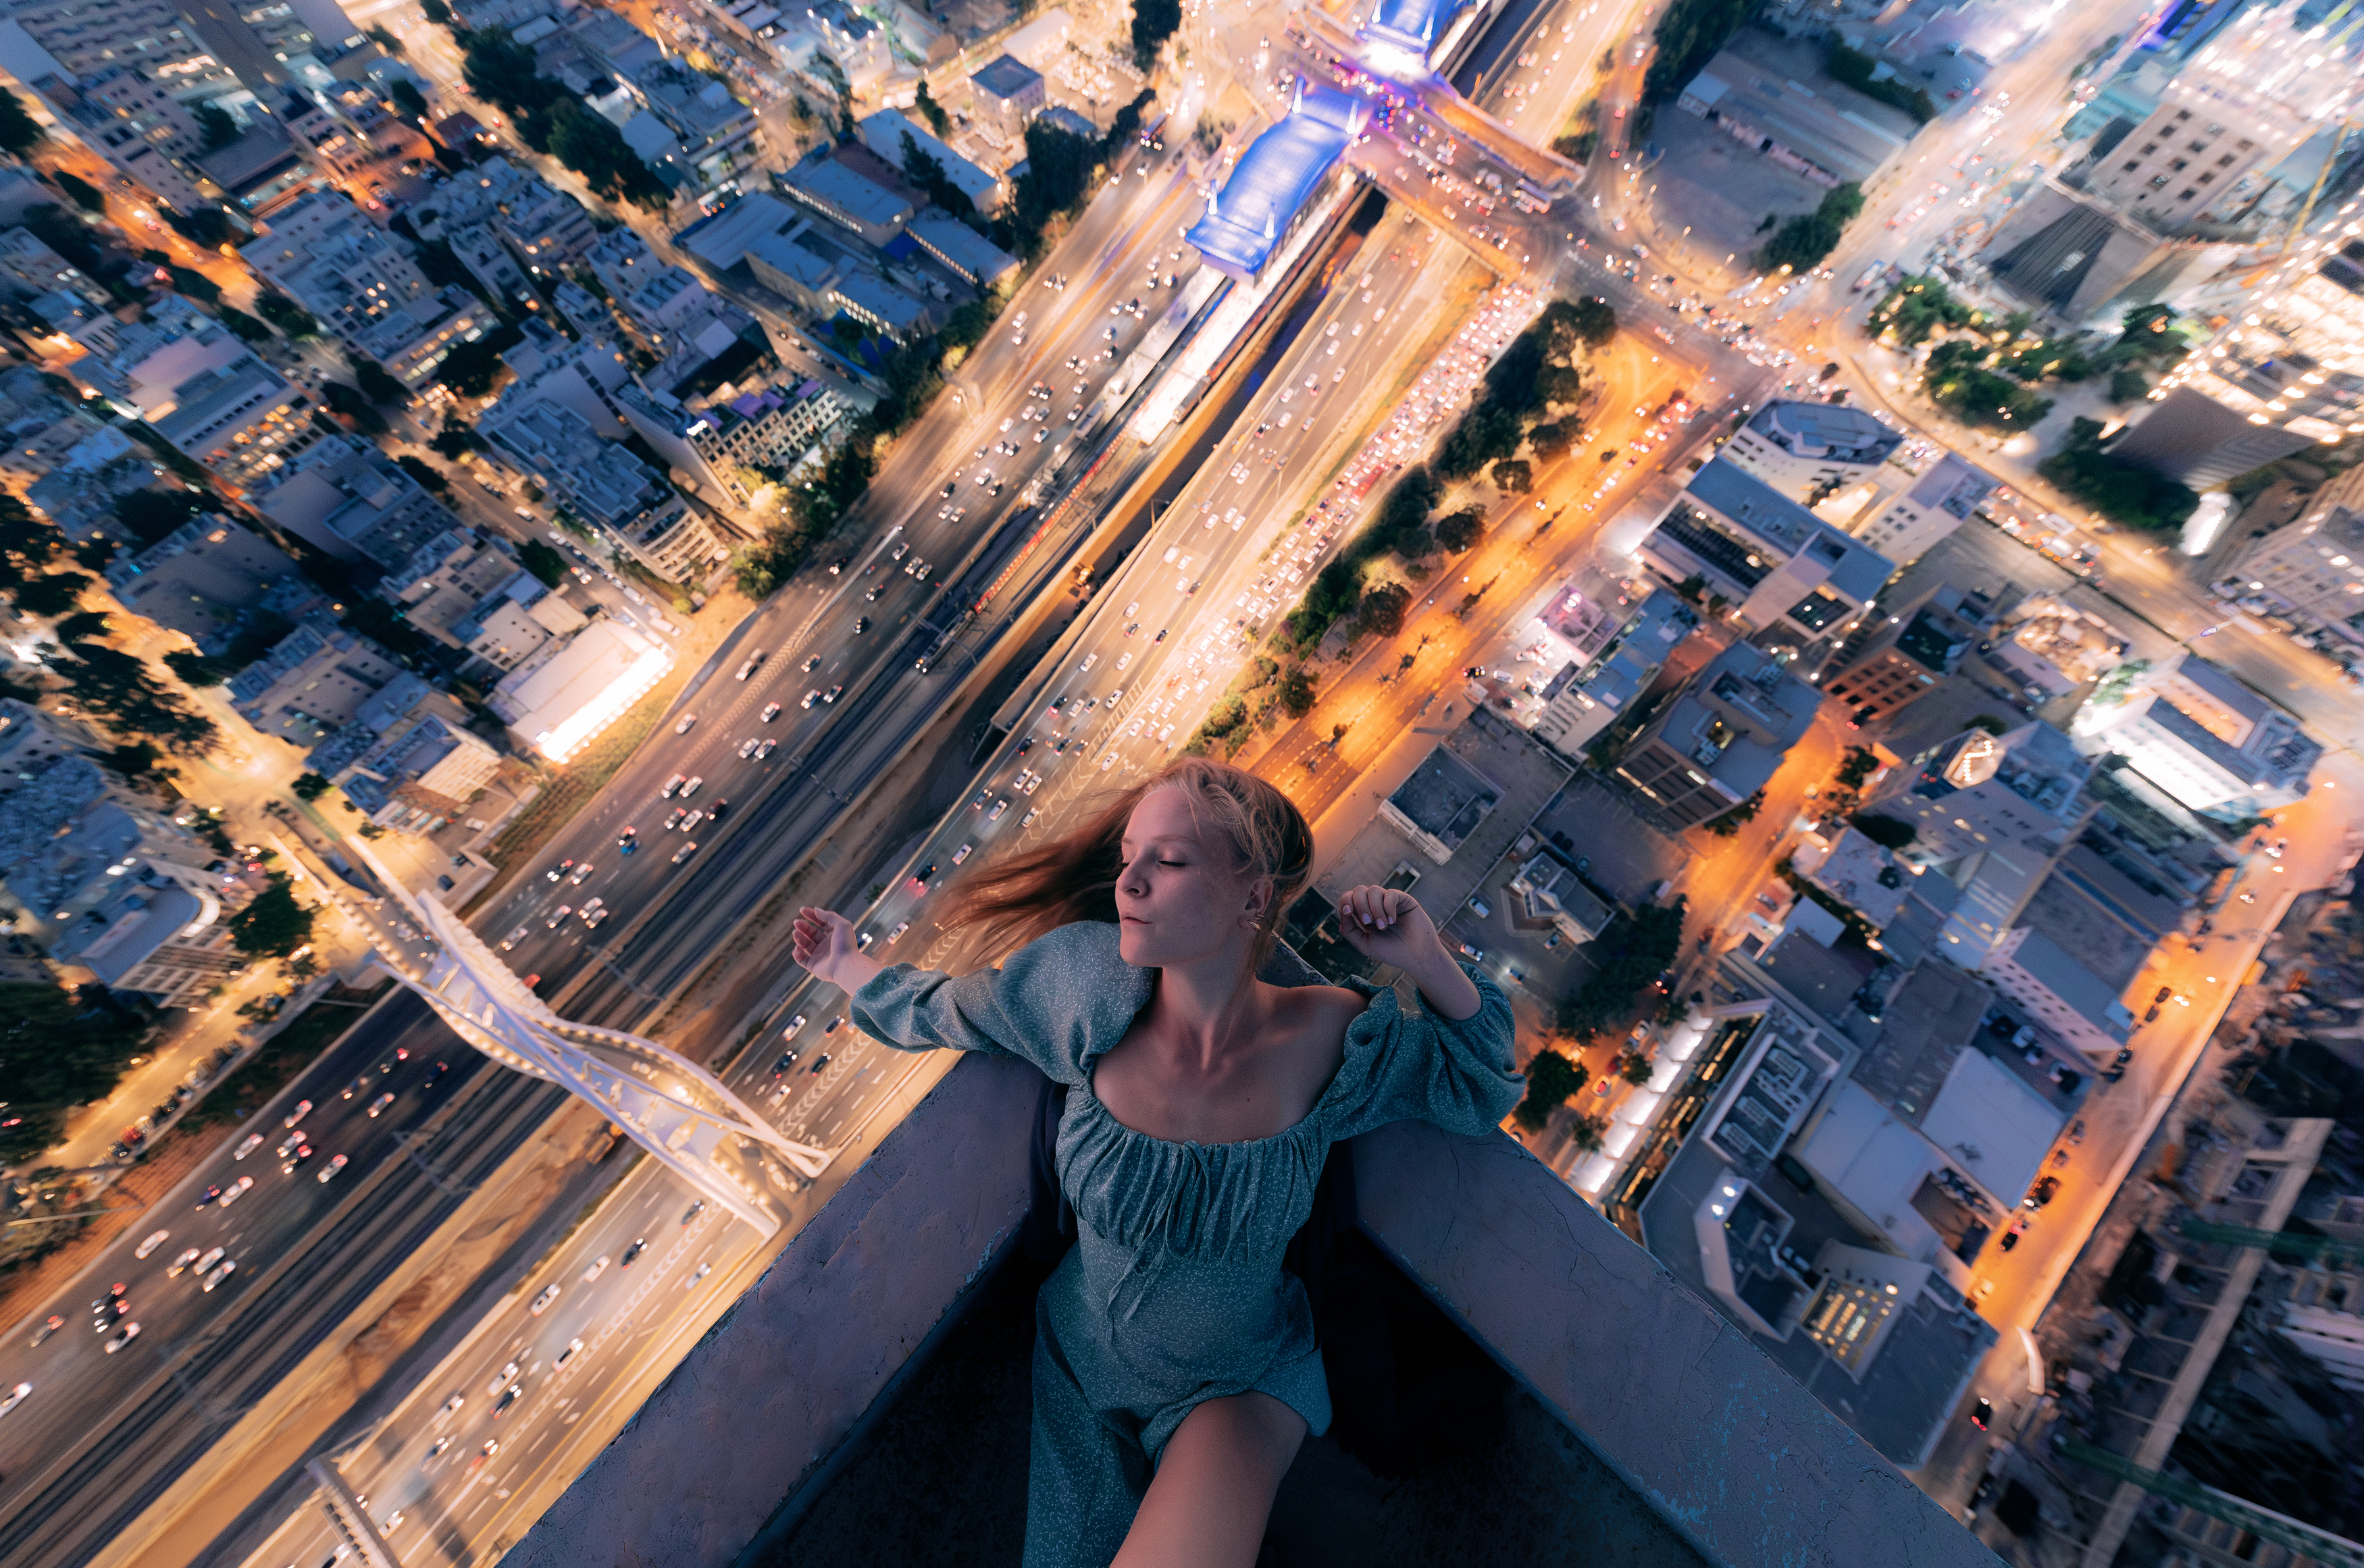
[908, 863, 937, 893]
[582, 1255, 611, 1283]
[546, 858, 574, 883]
[621, 1238, 648, 1267]
[582, 905, 610, 930]
[665, 808, 686, 831]
[201, 1261, 236, 1292]
[1, 1382, 31, 1417]
[752, 739, 777, 760]
[823, 685, 843, 704]
[439, 1394, 466, 1417]
[617, 827, 638, 854]
[679, 776, 702, 798]
[217, 1175, 255, 1209]
[136, 1228, 172, 1258]
[662, 773, 687, 798]
[829, 556, 850, 575]
[284, 1099, 313, 1129]
[531, 1283, 561, 1315]
[233, 1134, 263, 1161]
[1968, 1398, 1993, 1432]
[854, 617, 871, 634]
[823, 1016, 846, 1037]
[801, 689, 821, 709]
[276, 1131, 305, 1159]
[671, 841, 699, 864]
[809, 1053, 831, 1074]
[951, 843, 973, 864]
[546, 904, 573, 929]
[343, 1074, 369, 1099]
[367, 1092, 395, 1119]
[682, 1200, 706, 1226]
[28, 1316, 61, 1347]
[167, 1249, 201, 1279]
[739, 736, 761, 759]
[674, 712, 698, 735]
[103, 1323, 140, 1354]
[783, 1013, 807, 1039]
[987, 799, 1009, 822]
[1021, 808, 1040, 829]
[682, 810, 705, 833]
[489, 1360, 519, 1394]
[555, 1338, 584, 1371]
[578, 898, 605, 923]
[761, 701, 783, 723]
[771, 1050, 799, 1076]
[569, 862, 595, 885]
[282, 1142, 315, 1175]
[195, 1183, 223, 1209]
[735, 652, 765, 680]
[319, 1153, 349, 1184]
[500, 924, 531, 950]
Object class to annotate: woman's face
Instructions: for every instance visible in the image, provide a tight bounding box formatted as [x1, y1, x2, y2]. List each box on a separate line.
[1114, 787, 1266, 970]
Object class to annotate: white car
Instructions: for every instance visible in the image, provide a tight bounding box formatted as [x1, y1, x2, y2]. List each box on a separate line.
[201, 1261, 236, 1292]
[135, 1230, 170, 1259]
[319, 1153, 349, 1184]
[0, 1382, 30, 1417]
[581, 1255, 611, 1284]
[761, 702, 783, 722]
[500, 925, 530, 951]
[488, 1360, 520, 1396]
[568, 862, 595, 885]
[368, 1092, 395, 1118]
[530, 1283, 561, 1315]
[216, 1175, 255, 1209]
[233, 1134, 263, 1161]
[673, 712, 697, 735]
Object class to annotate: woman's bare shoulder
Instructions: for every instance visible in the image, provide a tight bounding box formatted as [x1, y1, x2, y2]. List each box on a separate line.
[1267, 982, 1373, 1035]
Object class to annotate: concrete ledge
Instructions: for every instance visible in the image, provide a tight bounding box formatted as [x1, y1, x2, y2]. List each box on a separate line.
[509, 1051, 1042, 1568]
[1350, 1120, 2003, 1568]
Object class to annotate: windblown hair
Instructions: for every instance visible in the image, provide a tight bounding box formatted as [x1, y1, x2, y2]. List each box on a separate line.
[943, 758, 1313, 970]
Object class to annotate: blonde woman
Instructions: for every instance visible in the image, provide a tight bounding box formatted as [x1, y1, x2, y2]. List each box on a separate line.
[794, 757, 1520, 1568]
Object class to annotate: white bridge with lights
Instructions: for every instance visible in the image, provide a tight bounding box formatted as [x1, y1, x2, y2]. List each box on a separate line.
[323, 837, 829, 1236]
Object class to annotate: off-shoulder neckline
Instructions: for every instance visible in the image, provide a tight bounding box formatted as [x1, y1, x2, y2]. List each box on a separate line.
[1076, 976, 1397, 1151]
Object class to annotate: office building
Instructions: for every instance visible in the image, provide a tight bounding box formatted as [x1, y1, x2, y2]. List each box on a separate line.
[487, 401, 725, 583]
[146, 350, 324, 494]
[101, 513, 302, 644]
[779, 156, 912, 246]
[616, 379, 846, 508]
[1614, 644, 1818, 831]
[1529, 586, 1697, 756]
[858, 108, 1004, 213]
[1820, 587, 1983, 729]
[0, 754, 248, 1005]
[2070, 652, 2320, 818]
[252, 437, 454, 569]
[489, 617, 672, 761]
[1719, 401, 1904, 506]
[2113, 239, 2364, 488]
[2213, 470, 2364, 631]
[0, 698, 104, 796]
[904, 211, 1018, 290]
[1674, 36, 1912, 191]
[1637, 458, 1895, 651]
[1845, 452, 1995, 567]
[226, 618, 408, 745]
[969, 53, 1044, 137]
[1859, 721, 2096, 968]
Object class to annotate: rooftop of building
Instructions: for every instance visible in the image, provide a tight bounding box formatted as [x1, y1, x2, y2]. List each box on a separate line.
[969, 51, 1042, 99]
[1383, 746, 1502, 855]
[1676, 460, 1898, 606]
[2000, 926, 2132, 1037]
[505, 1043, 2005, 1568]
[1679, 34, 1916, 187]
[1742, 400, 1903, 466]
[858, 109, 999, 204]
[780, 157, 913, 230]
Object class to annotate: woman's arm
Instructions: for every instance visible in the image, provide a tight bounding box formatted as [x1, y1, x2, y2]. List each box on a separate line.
[1333, 885, 1482, 1021]
[793, 906, 881, 993]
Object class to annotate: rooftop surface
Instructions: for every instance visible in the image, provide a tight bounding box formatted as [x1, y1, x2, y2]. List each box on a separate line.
[1675, 459, 1895, 603]
[1187, 88, 1362, 280]
[1743, 400, 1903, 465]
[513, 1048, 2007, 1568]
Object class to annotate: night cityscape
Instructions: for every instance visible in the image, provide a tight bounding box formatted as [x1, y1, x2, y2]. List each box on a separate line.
[0, 0, 2358, 1559]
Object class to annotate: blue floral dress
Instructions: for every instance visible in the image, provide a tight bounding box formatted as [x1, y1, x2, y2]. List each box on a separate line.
[850, 920, 1521, 1568]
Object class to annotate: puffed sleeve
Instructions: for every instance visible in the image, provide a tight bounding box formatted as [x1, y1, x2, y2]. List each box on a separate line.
[846, 920, 1152, 1086]
[1322, 964, 1523, 1142]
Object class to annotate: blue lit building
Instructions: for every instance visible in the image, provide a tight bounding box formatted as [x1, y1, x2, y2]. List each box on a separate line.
[1183, 82, 1367, 282]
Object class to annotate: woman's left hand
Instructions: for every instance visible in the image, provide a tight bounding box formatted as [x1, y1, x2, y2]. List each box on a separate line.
[1334, 886, 1483, 1020]
[1334, 885, 1447, 968]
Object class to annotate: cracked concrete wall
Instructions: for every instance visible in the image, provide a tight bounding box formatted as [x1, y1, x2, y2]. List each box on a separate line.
[1351, 1119, 2005, 1568]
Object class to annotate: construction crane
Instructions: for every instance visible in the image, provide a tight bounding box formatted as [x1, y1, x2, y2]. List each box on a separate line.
[2053, 1434, 2364, 1568]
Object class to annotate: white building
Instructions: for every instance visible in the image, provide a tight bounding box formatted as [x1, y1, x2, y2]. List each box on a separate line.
[1845, 452, 1996, 567]
[2070, 652, 2320, 818]
[1718, 401, 1904, 506]
[1979, 926, 2134, 1059]
[490, 618, 672, 761]
[1637, 456, 1895, 651]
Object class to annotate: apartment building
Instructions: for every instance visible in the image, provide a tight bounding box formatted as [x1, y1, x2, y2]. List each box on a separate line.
[1614, 643, 1818, 831]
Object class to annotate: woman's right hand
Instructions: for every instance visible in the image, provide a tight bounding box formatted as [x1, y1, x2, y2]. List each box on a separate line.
[793, 906, 879, 993]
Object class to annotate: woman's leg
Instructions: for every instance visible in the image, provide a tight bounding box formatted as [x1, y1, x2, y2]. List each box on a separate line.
[1109, 1391, 1306, 1568]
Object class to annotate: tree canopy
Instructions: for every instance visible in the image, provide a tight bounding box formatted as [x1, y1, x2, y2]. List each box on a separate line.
[0, 88, 43, 159]
[1757, 184, 1864, 273]
[227, 874, 314, 958]
[2039, 417, 2200, 532]
[1556, 897, 1687, 1039]
[1513, 1049, 1587, 1132]
[0, 983, 153, 1160]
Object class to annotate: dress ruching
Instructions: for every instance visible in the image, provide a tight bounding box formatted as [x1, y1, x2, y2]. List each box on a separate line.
[850, 920, 1520, 1568]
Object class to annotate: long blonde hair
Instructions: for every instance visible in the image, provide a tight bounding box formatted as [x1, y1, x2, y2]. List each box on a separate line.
[943, 757, 1313, 970]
